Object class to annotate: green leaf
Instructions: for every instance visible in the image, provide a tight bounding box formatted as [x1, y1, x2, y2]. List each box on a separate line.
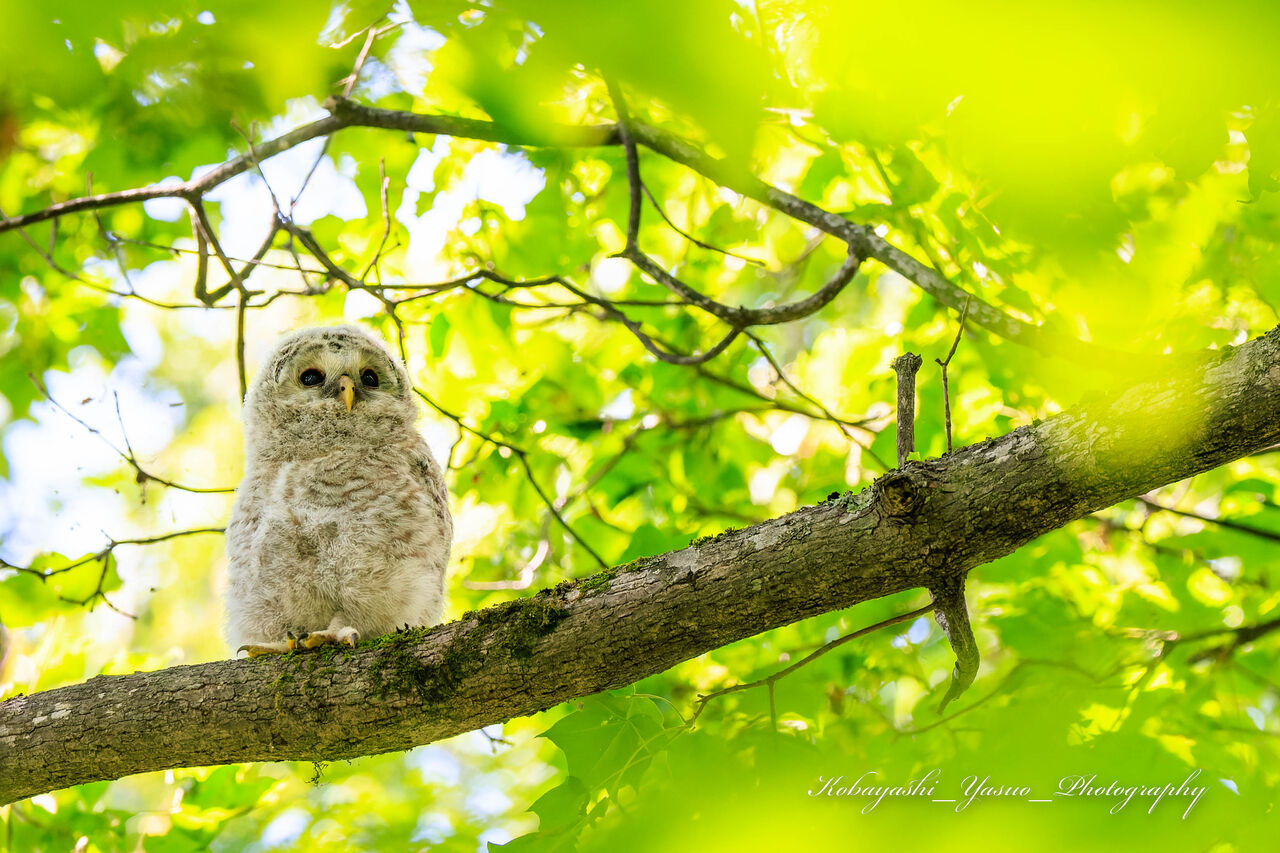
[0, 570, 61, 626]
[429, 313, 451, 357]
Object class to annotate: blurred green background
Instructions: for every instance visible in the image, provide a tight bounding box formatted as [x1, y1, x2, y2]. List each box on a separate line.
[0, 1, 1277, 850]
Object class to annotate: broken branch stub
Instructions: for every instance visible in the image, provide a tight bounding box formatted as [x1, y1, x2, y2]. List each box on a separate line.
[892, 352, 924, 468]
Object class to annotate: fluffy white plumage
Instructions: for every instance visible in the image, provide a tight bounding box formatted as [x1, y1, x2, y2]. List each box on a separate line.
[224, 325, 451, 656]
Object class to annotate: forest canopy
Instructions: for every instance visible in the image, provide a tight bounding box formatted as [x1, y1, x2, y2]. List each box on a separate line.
[1, 1, 1278, 850]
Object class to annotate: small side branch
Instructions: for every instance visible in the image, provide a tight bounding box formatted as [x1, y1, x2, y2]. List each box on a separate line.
[30, 376, 235, 495]
[622, 246, 862, 328]
[1156, 614, 1280, 664]
[639, 180, 765, 266]
[0, 527, 225, 617]
[929, 573, 979, 713]
[1140, 497, 1280, 544]
[689, 602, 935, 728]
[609, 80, 862, 331]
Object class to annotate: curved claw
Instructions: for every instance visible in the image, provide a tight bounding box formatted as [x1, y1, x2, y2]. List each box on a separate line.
[295, 626, 360, 649]
[237, 641, 292, 658]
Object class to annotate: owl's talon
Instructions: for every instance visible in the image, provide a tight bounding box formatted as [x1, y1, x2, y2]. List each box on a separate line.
[299, 626, 360, 649]
[237, 642, 292, 658]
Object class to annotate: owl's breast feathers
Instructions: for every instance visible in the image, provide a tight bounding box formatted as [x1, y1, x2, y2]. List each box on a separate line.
[231, 436, 450, 575]
[276, 440, 445, 527]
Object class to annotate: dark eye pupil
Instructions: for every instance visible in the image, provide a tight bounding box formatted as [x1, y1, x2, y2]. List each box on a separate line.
[300, 369, 324, 386]
[360, 369, 379, 388]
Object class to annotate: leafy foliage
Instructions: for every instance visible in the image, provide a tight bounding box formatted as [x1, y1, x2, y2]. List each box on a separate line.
[1, 1, 1278, 850]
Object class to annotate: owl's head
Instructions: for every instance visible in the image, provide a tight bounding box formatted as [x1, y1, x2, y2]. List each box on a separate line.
[243, 325, 417, 460]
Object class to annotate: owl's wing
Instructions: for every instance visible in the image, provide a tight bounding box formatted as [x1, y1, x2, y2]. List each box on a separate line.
[411, 443, 453, 540]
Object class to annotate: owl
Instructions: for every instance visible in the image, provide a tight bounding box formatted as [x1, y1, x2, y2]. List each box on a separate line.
[225, 325, 452, 656]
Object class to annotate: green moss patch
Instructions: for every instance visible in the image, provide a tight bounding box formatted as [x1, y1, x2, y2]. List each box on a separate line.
[370, 595, 569, 704]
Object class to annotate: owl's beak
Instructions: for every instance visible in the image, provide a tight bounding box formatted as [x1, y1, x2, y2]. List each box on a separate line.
[337, 375, 355, 412]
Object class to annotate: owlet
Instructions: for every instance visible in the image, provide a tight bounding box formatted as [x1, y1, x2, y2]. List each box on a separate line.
[225, 325, 452, 656]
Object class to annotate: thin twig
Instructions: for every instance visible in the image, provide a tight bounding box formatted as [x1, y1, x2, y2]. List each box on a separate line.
[341, 27, 379, 98]
[692, 361, 880, 436]
[688, 602, 934, 728]
[639, 179, 766, 267]
[1140, 497, 1280, 544]
[29, 375, 235, 494]
[236, 286, 248, 401]
[935, 295, 971, 454]
[0, 528, 225, 577]
[187, 199, 248, 297]
[0, 527, 225, 618]
[607, 78, 643, 251]
[745, 331, 889, 470]
[359, 160, 393, 284]
[230, 120, 285, 215]
[387, 313, 610, 570]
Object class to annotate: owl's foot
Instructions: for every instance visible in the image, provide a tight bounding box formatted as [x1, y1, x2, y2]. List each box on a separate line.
[237, 631, 304, 658]
[297, 625, 360, 649]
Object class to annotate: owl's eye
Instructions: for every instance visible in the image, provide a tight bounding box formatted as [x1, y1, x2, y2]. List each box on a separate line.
[360, 369, 380, 388]
[300, 368, 325, 387]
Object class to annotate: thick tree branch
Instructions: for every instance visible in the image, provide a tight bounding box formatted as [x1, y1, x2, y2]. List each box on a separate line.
[3, 325, 1278, 806]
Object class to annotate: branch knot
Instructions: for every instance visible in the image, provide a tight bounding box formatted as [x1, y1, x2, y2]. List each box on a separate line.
[875, 470, 923, 517]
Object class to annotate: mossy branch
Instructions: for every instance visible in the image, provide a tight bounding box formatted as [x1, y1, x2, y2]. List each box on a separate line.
[2, 326, 1280, 805]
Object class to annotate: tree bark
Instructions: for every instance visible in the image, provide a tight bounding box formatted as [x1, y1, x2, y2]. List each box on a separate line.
[2, 326, 1278, 806]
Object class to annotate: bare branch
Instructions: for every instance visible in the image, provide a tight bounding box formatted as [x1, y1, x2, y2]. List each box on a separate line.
[340, 27, 380, 98]
[359, 160, 393, 284]
[29, 375, 235, 495]
[607, 79, 643, 251]
[624, 246, 863, 328]
[187, 200, 246, 297]
[236, 287, 249, 401]
[689, 602, 935, 728]
[1140, 497, 1280, 544]
[0, 97, 1209, 368]
[0, 527, 225, 618]
[640, 179, 766, 267]
[936, 296, 972, 454]
[0, 528, 226, 580]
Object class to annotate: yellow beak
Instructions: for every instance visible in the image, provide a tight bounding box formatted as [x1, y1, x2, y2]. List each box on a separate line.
[338, 375, 355, 412]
